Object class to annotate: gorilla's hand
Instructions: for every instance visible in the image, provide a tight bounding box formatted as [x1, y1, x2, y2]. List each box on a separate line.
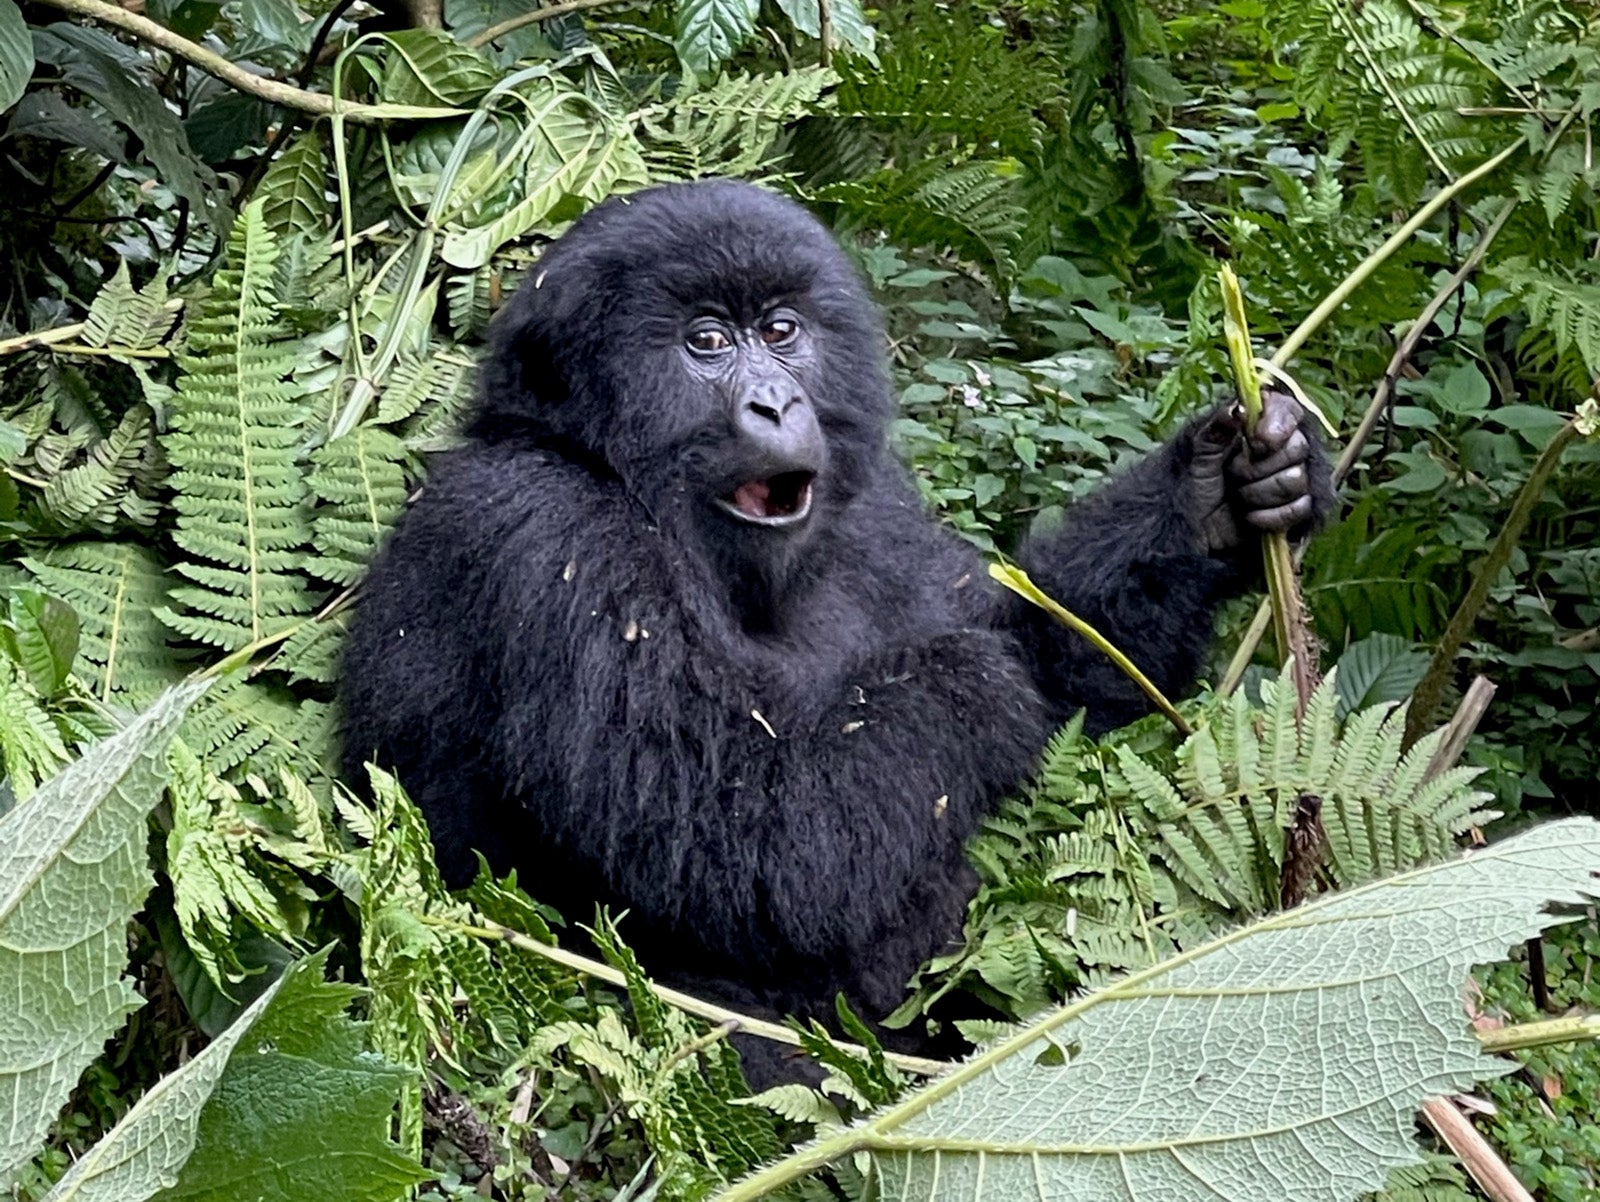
[1187, 389, 1329, 553]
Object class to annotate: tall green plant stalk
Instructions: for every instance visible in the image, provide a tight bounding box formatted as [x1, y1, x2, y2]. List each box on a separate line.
[1404, 409, 1596, 745]
[1219, 198, 1521, 697]
[1217, 137, 1533, 699]
[1219, 266, 1319, 709]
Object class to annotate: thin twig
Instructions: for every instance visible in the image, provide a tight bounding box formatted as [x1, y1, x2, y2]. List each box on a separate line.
[817, 0, 833, 68]
[466, 0, 628, 49]
[1335, 201, 1518, 487]
[1412, 681, 1534, 1202]
[29, 0, 466, 123]
[1406, 418, 1585, 744]
[1423, 675, 1496, 781]
[0, 299, 185, 357]
[1420, 1099, 1535, 1202]
[426, 915, 951, 1077]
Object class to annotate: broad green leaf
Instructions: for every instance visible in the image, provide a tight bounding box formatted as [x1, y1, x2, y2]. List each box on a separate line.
[675, 0, 759, 75]
[41, 965, 288, 1202]
[716, 818, 1600, 1202]
[31, 26, 228, 232]
[0, 680, 208, 1190]
[772, 0, 875, 55]
[1332, 632, 1429, 717]
[5, 588, 80, 697]
[256, 128, 330, 242]
[0, 0, 30, 113]
[151, 953, 429, 1202]
[1386, 451, 1448, 493]
[379, 29, 497, 106]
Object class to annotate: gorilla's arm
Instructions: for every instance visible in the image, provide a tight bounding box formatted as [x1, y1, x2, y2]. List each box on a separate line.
[1002, 406, 1331, 734]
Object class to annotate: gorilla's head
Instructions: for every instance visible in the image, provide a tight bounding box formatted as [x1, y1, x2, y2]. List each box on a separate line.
[473, 181, 893, 550]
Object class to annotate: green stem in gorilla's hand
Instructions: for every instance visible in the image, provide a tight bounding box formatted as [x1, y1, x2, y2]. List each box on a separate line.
[1218, 268, 1318, 709]
[989, 563, 1192, 735]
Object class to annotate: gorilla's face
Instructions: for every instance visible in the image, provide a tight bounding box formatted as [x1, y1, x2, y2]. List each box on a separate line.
[473, 182, 893, 554]
[675, 304, 827, 531]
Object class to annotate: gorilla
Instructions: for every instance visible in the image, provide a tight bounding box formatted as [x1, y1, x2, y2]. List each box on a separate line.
[340, 180, 1332, 1075]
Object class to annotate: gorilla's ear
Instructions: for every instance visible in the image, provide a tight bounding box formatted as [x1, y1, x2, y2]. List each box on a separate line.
[470, 261, 584, 440]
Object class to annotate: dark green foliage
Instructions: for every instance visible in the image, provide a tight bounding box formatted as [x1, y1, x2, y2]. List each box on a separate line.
[0, 0, 1598, 1196]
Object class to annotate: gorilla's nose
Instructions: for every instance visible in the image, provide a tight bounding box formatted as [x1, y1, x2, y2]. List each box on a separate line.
[737, 377, 823, 470]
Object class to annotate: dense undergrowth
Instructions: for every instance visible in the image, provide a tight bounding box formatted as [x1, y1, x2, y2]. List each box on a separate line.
[1, 0, 1599, 1198]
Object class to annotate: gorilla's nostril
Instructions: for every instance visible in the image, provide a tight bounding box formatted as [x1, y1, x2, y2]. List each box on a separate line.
[748, 400, 783, 424]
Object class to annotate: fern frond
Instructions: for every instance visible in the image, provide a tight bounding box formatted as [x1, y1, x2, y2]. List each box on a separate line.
[22, 542, 179, 704]
[639, 68, 836, 182]
[307, 427, 409, 587]
[82, 262, 178, 350]
[158, 201, 315, 651]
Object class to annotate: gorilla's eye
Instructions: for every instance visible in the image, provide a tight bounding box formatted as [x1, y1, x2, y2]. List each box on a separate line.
[761, 317, 798, 346]
[687, 326, 732, 355]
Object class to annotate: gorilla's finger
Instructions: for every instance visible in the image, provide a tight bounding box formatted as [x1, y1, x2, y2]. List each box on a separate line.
[1228, 429, 1309, 482]
[1249, 391, 1304, 454]
[1238, 464, 1308, 509]
[1244, 494, 1314, 532]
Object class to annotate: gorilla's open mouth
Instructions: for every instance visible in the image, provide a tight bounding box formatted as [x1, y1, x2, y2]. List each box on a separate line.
[717, 471, 815, 527]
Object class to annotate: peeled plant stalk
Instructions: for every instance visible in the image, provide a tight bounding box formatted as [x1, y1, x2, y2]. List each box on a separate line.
[1218, 265, 1319, 709]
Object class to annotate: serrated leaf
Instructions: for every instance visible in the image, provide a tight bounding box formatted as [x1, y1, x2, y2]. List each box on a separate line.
[150, 953, 429, 1202]
[723, 819, 1600, 1202]
[41, 963, 287, 1202]
[0, 679, 207, 1190]
[0, 0, 33, 112]
[675, 0, 759, 74]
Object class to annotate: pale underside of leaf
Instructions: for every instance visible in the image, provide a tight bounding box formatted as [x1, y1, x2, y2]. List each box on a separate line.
[726, 819, 1600, 1202]
[0, 680, 208, 1190]
[42, 969, 285, 1202]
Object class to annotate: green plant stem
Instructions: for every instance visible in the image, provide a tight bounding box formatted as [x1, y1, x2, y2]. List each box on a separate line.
[29, 0, 465, 122]
[989, 563, 1192, 735]
[1220, 198, 1520, 696]
[466, 0, 627, 48]
[1404, 418, 1585, 744]
[1220, 266, 1318, 708]
[1271, 138, 1522, 372]
[424, 915, 951, 1077]
[1477, 1014, 1600, 1054]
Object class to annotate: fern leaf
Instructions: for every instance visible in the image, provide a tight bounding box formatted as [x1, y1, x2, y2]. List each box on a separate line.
[158, 201, 315, 651]
[307, 427, 409, 587]
[82, 262, 178, 350]
[22, 542, 179, 704]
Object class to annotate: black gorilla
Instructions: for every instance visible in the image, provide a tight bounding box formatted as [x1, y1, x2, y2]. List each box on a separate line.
[341, 180, 1331, 1070]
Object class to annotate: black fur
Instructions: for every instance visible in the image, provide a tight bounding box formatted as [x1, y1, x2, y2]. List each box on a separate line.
[340, 181, 1326, 1072]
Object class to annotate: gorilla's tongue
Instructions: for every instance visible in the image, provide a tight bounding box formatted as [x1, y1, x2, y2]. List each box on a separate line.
[733, 480, 773, 518]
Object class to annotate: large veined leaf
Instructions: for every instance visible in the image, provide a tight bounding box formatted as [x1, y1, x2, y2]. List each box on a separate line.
[675, 0, 760, 75]
[41, 966, 287, 1202]
[717, 818, 1600, 1202]
[0, 0, 32, 113]
[0, 680, 208, 1190]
